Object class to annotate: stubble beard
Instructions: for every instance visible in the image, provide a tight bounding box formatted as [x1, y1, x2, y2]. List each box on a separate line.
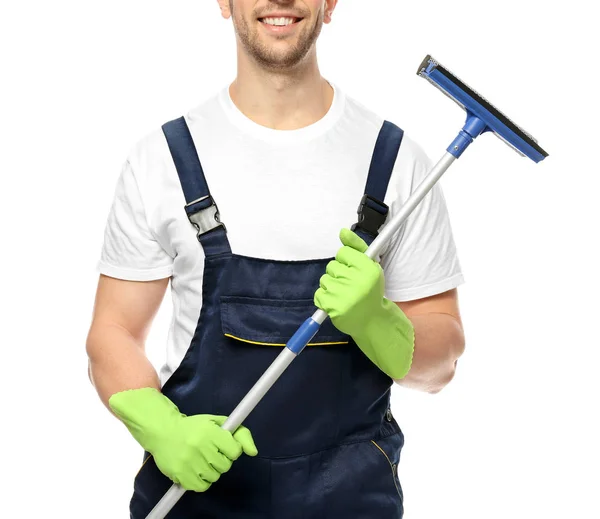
[230, 1, 324, 71]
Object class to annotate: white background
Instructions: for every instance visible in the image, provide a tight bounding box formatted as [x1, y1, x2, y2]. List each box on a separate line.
[1, 1, 598, 517]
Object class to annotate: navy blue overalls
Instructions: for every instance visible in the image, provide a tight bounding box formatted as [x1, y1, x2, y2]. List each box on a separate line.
[130, 116, 407, 518]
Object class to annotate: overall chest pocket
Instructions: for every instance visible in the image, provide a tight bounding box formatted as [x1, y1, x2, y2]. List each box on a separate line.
[217, 295, 352, 457]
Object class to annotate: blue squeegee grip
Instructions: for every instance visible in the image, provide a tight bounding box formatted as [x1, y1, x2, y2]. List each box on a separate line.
[285, 315, 323, 354]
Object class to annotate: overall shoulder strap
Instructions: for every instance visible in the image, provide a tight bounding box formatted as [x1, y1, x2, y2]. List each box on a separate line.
[351, 120, 404, 244]
[162, 116, 231, 255]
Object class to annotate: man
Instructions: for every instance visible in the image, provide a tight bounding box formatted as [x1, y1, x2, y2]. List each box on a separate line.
[86, 1, 466, 517]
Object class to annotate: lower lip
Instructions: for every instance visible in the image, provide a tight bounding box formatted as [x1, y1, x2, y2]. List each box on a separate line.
[259, 19, 303, 34]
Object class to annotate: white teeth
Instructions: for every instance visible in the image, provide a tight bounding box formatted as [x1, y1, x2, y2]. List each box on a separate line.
[262, 17, 296, 26]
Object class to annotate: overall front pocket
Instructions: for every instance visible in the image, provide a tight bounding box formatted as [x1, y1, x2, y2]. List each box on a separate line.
[216, 295, 352, 457]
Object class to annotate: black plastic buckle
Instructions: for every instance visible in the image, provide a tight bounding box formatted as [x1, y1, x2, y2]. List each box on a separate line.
[350, 194, 388, 237]
[185, 195, 226, 238]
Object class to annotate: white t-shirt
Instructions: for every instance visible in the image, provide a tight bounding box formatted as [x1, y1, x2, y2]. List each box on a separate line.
[97, 81, 465, 384]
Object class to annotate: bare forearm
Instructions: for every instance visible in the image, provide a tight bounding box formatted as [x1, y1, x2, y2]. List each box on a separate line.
[86, 322, 160, 411]
[395, 313, 465, 393]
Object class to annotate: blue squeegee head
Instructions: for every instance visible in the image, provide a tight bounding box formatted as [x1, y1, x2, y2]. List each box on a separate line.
[417, 55, 548, 163]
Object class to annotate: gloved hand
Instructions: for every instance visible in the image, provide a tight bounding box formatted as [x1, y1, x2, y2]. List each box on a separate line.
[109, 387, 258, 492]
[314, 228, 415, 380]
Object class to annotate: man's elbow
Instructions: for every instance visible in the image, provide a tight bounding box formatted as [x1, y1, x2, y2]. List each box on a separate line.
[86, 327, 102, 388]
[87, 360, 94, 386]
[427, 332, 466, 394]
[426, 360, 458, 394]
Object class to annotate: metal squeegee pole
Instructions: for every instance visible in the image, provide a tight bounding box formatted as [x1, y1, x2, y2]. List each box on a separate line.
[146, 151, 457, 519]
[365, 152, 456, 261]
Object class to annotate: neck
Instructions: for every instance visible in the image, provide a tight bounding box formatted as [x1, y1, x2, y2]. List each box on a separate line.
[229, 47, 334, 131]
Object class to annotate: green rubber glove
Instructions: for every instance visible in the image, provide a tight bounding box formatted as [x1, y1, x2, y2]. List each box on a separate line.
[314, 228, 415, 380]
[109, 388, 258, 492]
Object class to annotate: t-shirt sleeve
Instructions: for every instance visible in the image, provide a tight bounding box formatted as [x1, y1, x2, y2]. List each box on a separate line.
[96, 159, 174, 281]
[379, 136, 465, 301]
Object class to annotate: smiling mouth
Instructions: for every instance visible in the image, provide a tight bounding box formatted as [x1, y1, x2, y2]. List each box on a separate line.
[258, 17, 304, 27]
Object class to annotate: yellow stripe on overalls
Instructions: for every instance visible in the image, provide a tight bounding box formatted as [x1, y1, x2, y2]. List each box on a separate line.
[224, 333, 349, 347]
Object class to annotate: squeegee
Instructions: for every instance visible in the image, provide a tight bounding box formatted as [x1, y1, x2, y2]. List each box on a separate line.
[145, 54, 548, 518]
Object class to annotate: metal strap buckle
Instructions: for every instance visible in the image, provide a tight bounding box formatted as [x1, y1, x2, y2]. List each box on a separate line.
[351, 194, 388, 237]
[185, 196, 226, 237]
